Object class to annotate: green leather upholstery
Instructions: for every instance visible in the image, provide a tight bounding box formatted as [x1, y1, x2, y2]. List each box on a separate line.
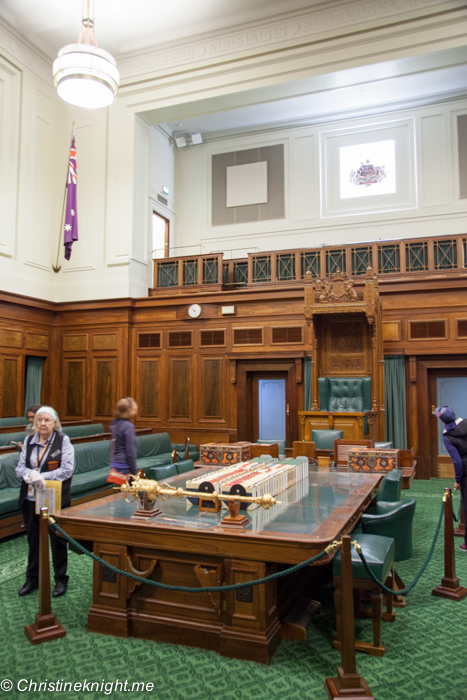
[318, 377, 372, 413]
[333, 533, 395, 581]
[361, 498, 416, 561]
[172, 443, 200, 461]
[376, 469, 403, 503]
[311, 429, 343, 450]
[176, 460, 195, 474]
[153, 464, 177, 480]
[257, 439, 286, 456]
[375, 442, 393, 449]
[0, 417, 27, 427]
[62, 423, 105, 438]
[73, 440, 111, 473]
[0, 430, 27, 447]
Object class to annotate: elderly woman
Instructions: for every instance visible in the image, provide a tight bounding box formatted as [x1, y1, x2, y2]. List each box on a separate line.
[15, 406, 74, 598]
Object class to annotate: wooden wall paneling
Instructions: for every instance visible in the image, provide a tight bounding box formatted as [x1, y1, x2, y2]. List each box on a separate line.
[25, 332, 49, 351]
[0, 328, 23, 349]
[63, 334, 88, 352]
[168, 356, 192, 422]
[92, 333, 118, 350]
[92, 357, 117, 419]
[64, 358, 86, 418]
[0, 354, 23, 417]
[200, 356, 224, 422]
[136, 356, 160, 419]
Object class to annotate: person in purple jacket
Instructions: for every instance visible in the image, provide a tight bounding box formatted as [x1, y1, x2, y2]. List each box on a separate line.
[435, 405, 467, 551]
[107, 398, 138, 484]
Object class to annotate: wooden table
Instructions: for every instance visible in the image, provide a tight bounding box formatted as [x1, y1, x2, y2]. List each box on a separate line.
[56, 468, 381, 664]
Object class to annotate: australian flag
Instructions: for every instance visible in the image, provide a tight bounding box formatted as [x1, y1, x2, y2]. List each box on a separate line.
[64, 133, 78, 260]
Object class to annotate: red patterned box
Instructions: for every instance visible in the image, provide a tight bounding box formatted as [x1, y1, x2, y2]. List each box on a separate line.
[200, 442, 251, 466]
[347, 449, 398, 473]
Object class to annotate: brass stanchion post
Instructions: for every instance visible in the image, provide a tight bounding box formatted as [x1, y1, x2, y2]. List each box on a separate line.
[325, 536, 374, 700]
[432, 488, 467, 601]
[25, 508, 66, 644]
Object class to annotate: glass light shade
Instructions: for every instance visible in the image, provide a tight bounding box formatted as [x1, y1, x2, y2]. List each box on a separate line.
[53, 44, 119, 109]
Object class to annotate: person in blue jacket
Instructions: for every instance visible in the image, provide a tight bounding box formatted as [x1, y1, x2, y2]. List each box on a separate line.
[435, 405, 467, 551]
[107, 397, 138, 484]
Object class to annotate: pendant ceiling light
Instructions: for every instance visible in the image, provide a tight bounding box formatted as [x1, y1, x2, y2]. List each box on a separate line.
[53, 0, 119, 109]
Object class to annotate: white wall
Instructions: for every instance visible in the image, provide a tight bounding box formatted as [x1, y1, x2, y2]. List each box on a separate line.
[173, 100, 467, 257]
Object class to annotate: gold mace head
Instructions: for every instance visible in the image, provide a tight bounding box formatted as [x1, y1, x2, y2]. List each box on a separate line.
[260, 493, 277, 510]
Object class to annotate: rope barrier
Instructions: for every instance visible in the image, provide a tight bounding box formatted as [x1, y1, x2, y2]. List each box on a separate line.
[353, 501, 445, 597]
[49, 520, 333, 593]
[452, 500, 462, 523]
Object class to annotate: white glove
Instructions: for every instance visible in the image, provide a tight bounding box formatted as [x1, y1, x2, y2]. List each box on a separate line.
[24, 470, 46, 490]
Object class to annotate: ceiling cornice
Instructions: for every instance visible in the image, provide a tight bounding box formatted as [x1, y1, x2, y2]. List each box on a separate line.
[0, 17, 52, 85]
[116, 0, 458, 83]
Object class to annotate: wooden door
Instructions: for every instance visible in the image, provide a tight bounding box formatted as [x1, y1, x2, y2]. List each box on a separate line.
[236, 362, 298, 446]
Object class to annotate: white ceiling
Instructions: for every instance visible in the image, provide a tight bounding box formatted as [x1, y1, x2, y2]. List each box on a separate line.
[1, 0, 467, 138]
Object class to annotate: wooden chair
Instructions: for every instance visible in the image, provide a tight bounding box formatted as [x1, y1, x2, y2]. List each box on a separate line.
[333, 533, 396, 657]
[292, 441, 316, 461]
[333, 438, 374, 468]
[249, 443, 279, 459]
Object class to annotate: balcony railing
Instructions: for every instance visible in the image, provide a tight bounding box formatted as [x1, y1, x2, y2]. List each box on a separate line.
[152, 234, 466, 293]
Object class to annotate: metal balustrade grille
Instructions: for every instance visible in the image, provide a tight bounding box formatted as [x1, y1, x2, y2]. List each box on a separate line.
[252, 256, 271, 283]
[352, 246, 373, 276]
[276, 254, 295, 281]
[202, 257, 218, 284]
[233, 262, 248, 284]
[406, 241, 428, 272]
[301, 252, 320, 278]
[157, 262, 178, 287]
[183, 259, 198, 286]
[326, 249, 346, 275]
[223, 264, 229, 285]
[433, 239, 457, 269]
[378, 244, 400, 274]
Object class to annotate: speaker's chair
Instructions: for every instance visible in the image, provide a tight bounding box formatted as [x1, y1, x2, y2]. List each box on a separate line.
[319, 377, 372, 414]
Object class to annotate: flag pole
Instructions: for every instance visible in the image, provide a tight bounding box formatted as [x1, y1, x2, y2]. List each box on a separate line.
[53, 123, 75, 273]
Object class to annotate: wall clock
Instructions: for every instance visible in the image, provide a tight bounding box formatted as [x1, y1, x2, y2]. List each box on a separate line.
[188, 304, 202, 318]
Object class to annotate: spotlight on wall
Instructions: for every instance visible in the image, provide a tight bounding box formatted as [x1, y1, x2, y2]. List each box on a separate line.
[174, 133, 203, 148]
[53, 0, 119, 109]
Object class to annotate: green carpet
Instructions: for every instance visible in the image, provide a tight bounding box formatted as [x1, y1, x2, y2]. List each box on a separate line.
[1, 479, 466, 700]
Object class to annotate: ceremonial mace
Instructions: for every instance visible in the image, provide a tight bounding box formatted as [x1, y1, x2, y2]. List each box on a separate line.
[120, 475, 278, 527]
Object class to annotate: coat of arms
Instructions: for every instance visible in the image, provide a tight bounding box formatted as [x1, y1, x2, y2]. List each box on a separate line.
[349, 160, 387, 187]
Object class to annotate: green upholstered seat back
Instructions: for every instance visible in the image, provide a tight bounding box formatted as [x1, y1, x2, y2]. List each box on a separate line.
[73, 440, 111, 474]
[0, 430, 27, 447]
[318, 377, 372, 413]
[0, 417, 27, 427]
[153, 464, 177, 480]
[362, 497, 416, 561]
[333, 533, 395, 580]
[62, 423, 105, 438]
[377, 469, 403, 503]
[311, 429, 343, 450]
[136, 433, 173, 458]
[0, 453, 21, 488]
[176, 460, 194, 474]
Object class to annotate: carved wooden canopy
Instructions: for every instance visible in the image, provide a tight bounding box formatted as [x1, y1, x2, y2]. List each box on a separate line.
[304, 267, 379, 326]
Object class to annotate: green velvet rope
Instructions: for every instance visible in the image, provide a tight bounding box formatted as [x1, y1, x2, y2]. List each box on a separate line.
[452, 500, 462, 523]
[354, 501, 445, 597]
[49, 521, 329, 592]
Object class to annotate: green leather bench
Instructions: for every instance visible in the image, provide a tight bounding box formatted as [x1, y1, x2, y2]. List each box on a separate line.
[0, 423, 107, 447]
[0, 431, 199, 539]
[0, 417, 28, 427]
